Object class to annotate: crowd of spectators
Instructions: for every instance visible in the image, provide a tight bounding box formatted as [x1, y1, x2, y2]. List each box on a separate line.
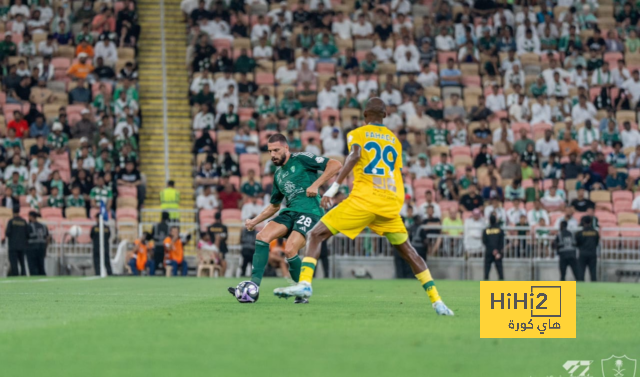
[183, 0, 640, 250]
[0, 0, 142, 230]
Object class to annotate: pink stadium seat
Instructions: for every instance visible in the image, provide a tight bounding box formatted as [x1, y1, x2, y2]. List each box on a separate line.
[614, 200, 632, 214]
[255, 73, 275, 85]
[437, 51, 457, 64]
[41, 207, 63, 219]
[240, 162, 261, 176]
[229, 175, 240, 189]
[413, 178, 435, 191]
[549, 212, 564, 226]
[239, 154, 260, 166]
[596, 202, 613, 212]
[199, 209, 217, 231]
[612, 191, 633, 202]
[316, 62, 336, 73]
[604, 52, 623, 66]
[19, 207, 30, 219]
[461, 75, 481, 87]
[439, 201, 459, 213]
[212, 39, 231, 53]
[320, 109, 340, 122]
[221, 209, 241, 221]
[52, 57, 71, 70]
[261, 175, 273, 187]
[116, 208, 138, 220]
[217, 142, 236, 156]
[596, 211, 617, 224]
[118, 185, 137, 198]
[496, 156, 510, 168]
[301, 131, 321, 145]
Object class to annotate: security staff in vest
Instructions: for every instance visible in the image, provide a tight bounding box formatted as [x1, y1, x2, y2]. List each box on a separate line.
[482, 214, 505, 280]
[151, 211, 171, 274]
[575, 215, 600, 281]
[27, 211, 49, 276]
[160, 180, 180, 221]
[553, 220, 579, 281]
[5, 206, 29, 276]
[90, 214, 113, 275]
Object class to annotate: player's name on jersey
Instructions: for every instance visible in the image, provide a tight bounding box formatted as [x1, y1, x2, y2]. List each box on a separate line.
[365, 131, 396, 143]
[479, 281, 576, 338]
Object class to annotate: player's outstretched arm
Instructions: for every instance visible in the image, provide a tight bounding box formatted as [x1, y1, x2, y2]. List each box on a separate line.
[245, 204, 281, 231]
[306, 159, 343, 197]
[321, 145, 361, 207]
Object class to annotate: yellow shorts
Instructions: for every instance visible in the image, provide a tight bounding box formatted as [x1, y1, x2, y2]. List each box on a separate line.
[321, 197, 407, 242]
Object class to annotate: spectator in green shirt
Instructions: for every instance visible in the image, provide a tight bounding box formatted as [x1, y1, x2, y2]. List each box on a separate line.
[360, 52, 378, 74]
[278, 90, 302, 117]
[47, 187, 65, 208]
[47, 122, 69, 154]
[514, 128, 535, 155]
[529, 76, 547, 98]
[66, 185, 86, 207]
[7, 172, 25, 196]
[339, 88, 360, 109]
[241, 170, 262, 197]
[311, 34, 338, 61]
[0, 32, 17, 59]
[234, 48, 256, 73]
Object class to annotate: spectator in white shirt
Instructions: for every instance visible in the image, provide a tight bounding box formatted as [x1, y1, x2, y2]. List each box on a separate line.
[241, 195, 264, 221]
[371, 38, 393, 63]
[250, 15, 270, 42]
[612, 60, 631, 87]
[507, 198, 527, 225]
[275, 60, 297, 85]
[621, 121, 640, 150]
[334, 73, 357, 98]
[571, 95, 597, 126]
[435, 28, 456, 51]
[417, 64, 439, 88]
[317, 81, 339, 110]
[486, 83, 506, 112]
[621, 70, 640, 107]
[197, 186, 219, 210]
[397, 51, 420, 73]
[9, 0, 30, 18]
[383, 104, 403, 131]
[252, 37, 272, 60]
[94, 37, 118, 66]
[527, 201, 550, 227]
[357, 73, 378, 99]
[322, 128, 345, 157]
[351, 14, 373, 39]
[394, 36, 420, 62]
[295, 49, 315, 71]
[190, 71, 215, 95]
[530, 96, 552, 125]
[535, 129, 559, 159]
[267, 2, 292, 25]
[504, 64, 525, 90]
[409, 154, 433, 179]
[493, 118, 514, 144]
[578, 121, 600, 148]
[213, 71, 237, 98]
[541, 57, 570, 87]
[380, 83, 402, 106]
[517, 29, 540, 54]
[332, 12, 352, 41]
[548, 72, 569, 97]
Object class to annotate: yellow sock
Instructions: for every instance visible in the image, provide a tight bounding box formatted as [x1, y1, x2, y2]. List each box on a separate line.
[415, 269, 441, 303]
[299, 257, 317, 284]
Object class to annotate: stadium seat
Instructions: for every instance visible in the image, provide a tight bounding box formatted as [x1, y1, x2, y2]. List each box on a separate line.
[221, 209, 242, 222]
[117, 186, 138, 198]
[66, 207, 87, 219]
[116, 208, 138, 221]
[41, 208, 63, 219]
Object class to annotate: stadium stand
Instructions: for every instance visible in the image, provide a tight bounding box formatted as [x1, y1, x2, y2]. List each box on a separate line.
[0, 0, 141, 242]
[180, 0, 640, 255]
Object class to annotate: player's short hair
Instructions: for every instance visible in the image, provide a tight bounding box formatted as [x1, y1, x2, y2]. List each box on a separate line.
[268, 133, 288, 144]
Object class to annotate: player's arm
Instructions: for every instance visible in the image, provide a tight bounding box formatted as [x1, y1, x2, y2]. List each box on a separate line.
[306, 158, 343, 197]
[321, 144, 361, 208]
[245, 204, 281, 231]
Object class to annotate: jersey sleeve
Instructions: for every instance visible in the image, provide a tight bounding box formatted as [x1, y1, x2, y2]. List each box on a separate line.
[297, 152, 329, 171]
[347, 129, 363, 151]
[270, 180, 284, 205]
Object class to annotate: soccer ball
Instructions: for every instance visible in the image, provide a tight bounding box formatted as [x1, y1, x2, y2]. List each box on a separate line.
[69, 225, 82, 238]
[235, 281, 259, 303]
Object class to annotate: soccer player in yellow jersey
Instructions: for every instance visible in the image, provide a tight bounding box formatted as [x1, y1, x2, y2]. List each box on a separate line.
[274, 98, 454, 316]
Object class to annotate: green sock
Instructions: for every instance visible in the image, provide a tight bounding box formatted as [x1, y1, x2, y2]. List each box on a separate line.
[287, 255, 302, 282]
[250, 240, 270, 285]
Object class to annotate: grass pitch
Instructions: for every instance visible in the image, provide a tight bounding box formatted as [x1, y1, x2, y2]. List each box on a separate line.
[0, 277, 638, 377]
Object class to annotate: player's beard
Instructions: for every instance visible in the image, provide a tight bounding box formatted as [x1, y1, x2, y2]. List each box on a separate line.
[272, 154, 286, 166]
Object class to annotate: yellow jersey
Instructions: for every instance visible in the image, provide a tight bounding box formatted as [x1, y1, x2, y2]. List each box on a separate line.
[346, 124, 405, 217]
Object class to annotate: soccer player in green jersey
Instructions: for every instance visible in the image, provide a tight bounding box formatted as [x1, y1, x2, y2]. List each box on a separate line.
[228, 133, 342, 303]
